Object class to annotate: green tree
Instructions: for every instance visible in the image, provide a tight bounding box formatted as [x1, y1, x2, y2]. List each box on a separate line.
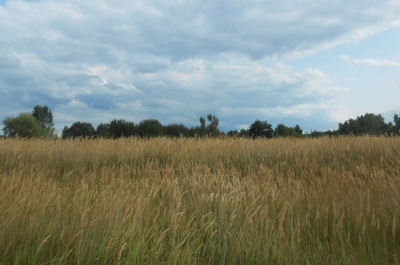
[188, 126, 202, 138]
[239, 128, 250, 138]
[96, 123, 111, 138]
[198, 114, 220, 137]
[294, 125, 303, 135]
[359, 113, 386, 135]
[2, 113, 44, 138]
[275, 124, 289, 137]
[109, 119, 136, 139]
[199, 117, 206, 137]
[393, 114, 400, 135]
[338, 113, 388, 135]
[207, 114, 220, 136]
[307, 129, 339, 138]
[32, 105, 53, 128]
[226, 129, 248, 138]
[274, 124, 303, 137]
[163, 123, 190, 137]
[31, 105, 56, 138]
[62, 122, 96, 139]
[137, 119, 163, 138]
[227, 130, 239, 137]
[249, 119, 273, 138]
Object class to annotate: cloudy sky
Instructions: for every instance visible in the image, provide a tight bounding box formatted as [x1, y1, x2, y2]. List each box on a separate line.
[1, 0, 400, 134]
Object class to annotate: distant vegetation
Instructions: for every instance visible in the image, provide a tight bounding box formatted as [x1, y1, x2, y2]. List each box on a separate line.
[0, 137, 399, 264]
[2, 105, 57, 139]
[2, 105, 400, 139]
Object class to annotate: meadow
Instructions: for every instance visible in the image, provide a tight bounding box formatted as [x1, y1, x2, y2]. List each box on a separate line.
[0, 136, 399, 264]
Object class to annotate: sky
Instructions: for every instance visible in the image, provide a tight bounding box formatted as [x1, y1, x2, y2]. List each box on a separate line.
[1, 0, 400, 134]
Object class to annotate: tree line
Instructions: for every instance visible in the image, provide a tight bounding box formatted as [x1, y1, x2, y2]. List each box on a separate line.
[308, 113, 400, 138]
[61, 113, 221, 139]
[2, 105, 400, 139]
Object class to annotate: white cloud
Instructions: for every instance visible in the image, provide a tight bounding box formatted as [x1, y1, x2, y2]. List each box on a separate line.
[341, 55, 400, 67]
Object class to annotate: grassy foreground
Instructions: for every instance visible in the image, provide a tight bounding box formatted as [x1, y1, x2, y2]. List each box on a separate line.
[0, 136, 399, 264]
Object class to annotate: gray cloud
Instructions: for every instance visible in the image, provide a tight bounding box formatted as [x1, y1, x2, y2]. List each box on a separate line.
[0, 0, 399, 133]
[2, 0, 398, 62]
[132, 61, 169, 74]
[78, 94, 116, 110]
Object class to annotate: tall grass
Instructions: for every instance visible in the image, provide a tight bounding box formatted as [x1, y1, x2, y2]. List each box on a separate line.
[0, 136, 399, 264]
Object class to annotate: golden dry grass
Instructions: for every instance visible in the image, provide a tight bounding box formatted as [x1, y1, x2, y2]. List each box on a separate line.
[0, 136, 399, 264]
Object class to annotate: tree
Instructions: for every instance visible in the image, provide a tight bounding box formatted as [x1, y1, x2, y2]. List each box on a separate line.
[198, 113, 220, 137]
[137, 119, 163, 138]
[239, 128, 250, 138]
[394, 114, 400, 135]
[108, 119, 136, 139]
[96, 123, 111, 138]
[227, 130, 239, 137]
[207, 114, 220, 136]
[294, 125, 303, 135]
[199, 117, 206, 137]
[32, 105, 53, 128]
[163, 123, 190, 137]
[338, 113, 388, 135]
[359, 113, 386, 135]
[31, 105, 56, 138]
[275, 124, 288, 137]
[226, 129, 250, 138]
[2, 113, 44, 138]
[249, 120, 273, 138]
[62, 122, 96, 139]
[188, 126, 202, 137]
[274, 124, 303, 137]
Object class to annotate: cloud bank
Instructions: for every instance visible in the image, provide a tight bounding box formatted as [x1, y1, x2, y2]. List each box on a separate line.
[1, 0, 400, 132]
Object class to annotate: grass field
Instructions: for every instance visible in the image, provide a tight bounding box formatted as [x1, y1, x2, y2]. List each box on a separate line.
[0, 136, 399, 264]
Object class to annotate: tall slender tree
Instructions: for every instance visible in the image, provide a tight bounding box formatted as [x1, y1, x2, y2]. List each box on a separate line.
[207, 114, 220, 136]
[32, 105, 53, 127]
[31, 105, 56, 138]
[199, 117, 206, 137]
[198, 113, 220, 137]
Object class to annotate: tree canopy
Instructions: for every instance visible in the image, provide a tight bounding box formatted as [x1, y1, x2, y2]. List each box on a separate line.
[275, 124, 303, 137]
[338, 113, 389, 136]
[249, 120, 273, 138]
[108, 119, 136, 139]
[96, 123, 111, 139]
[198, 113, 220, 137]
[62, 122, 96, 139]
[137, 119, 163, 138]
[31, 105, 56, 138]
[163, 123, 190, 137]
[2, 113, 44, 138]
[32, 105, 54, 128]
